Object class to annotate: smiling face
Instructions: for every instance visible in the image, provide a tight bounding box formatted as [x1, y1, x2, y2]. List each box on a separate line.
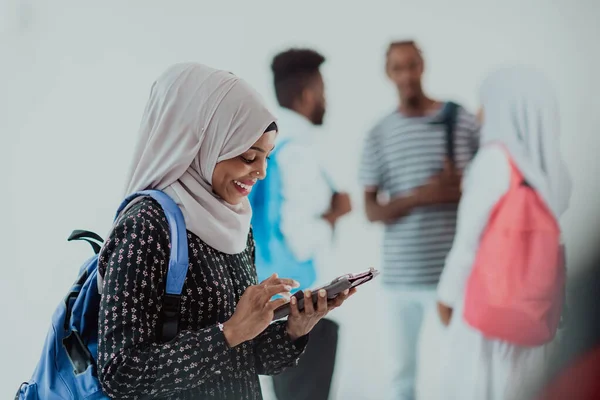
[211, 129, 277, 205]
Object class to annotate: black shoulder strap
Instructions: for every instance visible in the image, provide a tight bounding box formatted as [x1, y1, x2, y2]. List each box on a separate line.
[68, 230, 104, 254]
[443, 102, 460, 164]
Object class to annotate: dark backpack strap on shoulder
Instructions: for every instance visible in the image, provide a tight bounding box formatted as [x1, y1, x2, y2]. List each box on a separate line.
[443, 101, 460, 164]
[428, 101, 460, 165]
[67, 230, 104, 255]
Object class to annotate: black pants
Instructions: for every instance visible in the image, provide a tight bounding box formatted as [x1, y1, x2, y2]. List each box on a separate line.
[272, 318, 339, 400]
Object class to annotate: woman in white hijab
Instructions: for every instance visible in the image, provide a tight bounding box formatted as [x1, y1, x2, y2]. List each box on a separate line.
[435, 66, 572, 400]
[97, 63, 353, 400]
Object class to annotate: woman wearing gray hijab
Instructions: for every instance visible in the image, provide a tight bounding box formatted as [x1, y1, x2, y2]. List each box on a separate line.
[97, 63, 354, 399]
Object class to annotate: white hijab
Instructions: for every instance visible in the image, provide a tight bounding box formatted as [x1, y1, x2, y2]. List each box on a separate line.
[124, 63, 277, 254]
[479, 66, 572, 219]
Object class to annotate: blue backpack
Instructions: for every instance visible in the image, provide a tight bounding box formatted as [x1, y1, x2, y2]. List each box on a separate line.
[248, 138, 316, 292]
[16, 190, 189, 400]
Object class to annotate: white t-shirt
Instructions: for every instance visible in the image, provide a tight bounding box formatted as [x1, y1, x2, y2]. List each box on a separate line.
[275, 107, 339, 287]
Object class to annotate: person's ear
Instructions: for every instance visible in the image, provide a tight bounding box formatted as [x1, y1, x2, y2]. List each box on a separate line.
[385, 59, 393, 80]
[300, 87, 315, 109]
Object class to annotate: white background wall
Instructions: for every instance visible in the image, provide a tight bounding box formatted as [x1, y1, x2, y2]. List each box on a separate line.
[1, 0, 599, 398]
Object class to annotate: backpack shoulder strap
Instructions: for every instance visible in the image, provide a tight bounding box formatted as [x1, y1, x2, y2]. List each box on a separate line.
[443, 101, 460, 164]
[67, 230, 104, 254]
[114, 190, 189, 342]
[428, 101, 460, 164]
[487, 142, 528, 189]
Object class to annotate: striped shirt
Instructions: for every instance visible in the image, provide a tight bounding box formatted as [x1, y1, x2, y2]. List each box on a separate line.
[360, 103, 479, 286]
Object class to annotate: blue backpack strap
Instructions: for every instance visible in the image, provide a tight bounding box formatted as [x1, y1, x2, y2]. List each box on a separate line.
[116, 190, 189, 342]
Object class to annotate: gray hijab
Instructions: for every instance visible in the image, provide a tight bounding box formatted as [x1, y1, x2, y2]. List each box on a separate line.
[479, 66, 572, 218]
[124, 63, 277, 254]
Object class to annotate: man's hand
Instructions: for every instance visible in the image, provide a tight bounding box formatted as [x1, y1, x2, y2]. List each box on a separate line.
[415, 177, 461, 205]
[323, 192, 352, 227]
[439, 158, 462, 187]
[364, 190, 418, 224]
[437, 301, 453, 326]
[331, 193, 352, 217]
[414, 158, 462, 206]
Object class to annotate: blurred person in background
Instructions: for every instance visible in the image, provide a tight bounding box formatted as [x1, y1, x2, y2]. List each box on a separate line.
[359, 40, 479, 400]
[436, 66, 572, 400]
[97, 63, 355, 400]
[249, 48, 352, 400]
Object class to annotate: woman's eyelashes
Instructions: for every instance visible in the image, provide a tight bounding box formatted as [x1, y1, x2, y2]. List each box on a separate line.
[240, 154, 270, 164]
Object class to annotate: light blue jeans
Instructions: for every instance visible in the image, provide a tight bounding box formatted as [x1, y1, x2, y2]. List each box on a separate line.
[385, 285, 439, 400]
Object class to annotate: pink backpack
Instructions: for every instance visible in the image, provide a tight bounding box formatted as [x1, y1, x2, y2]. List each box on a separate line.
[463, 146, 565, 346]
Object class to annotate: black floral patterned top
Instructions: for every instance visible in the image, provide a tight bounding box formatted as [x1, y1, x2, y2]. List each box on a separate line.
[97, 198, 307, 399]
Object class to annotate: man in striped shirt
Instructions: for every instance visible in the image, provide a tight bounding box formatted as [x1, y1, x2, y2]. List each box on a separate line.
[359, 41, 479, 399]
